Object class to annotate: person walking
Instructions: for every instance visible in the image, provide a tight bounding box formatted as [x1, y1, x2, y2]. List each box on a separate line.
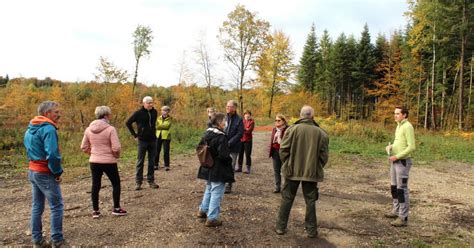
[81, 106, 127, 219]
[269, 114, 288, 193]
[126, 96, 159, 190]
[238, 110, 255, 174]
[24, 101, 66, 247]
[224, 100, 243, 194]
[196, 113, 235, 227]
[155, 106, 172, 171]
[275, 105, 329, 238]
[384, 106, 416, 227]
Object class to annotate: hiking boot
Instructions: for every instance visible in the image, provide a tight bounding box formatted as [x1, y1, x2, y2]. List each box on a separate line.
[275, 228, 286, 235]
[154, 165, 159, 170]
[165, 167, 170, 171]
[235, 168, 242, 172]
[34, 238, 51, 248]
[224, 185, 232, 194]
[384, 212, 398, 218]
[273, 188, 281, 193]
[307, 230, 318, 238]
[112, 208, 128, 216]
[205, 219, 223, 227]
[92, 210, 101, 219]
[52, 239, 66, 248]
[148, 182, 159, 189]
[196, 210, 207, 219]
[391, 218, 407, 227]
[135, 183, 142, 191]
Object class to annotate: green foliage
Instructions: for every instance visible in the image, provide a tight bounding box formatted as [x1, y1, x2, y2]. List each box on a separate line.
[297, 23, 319, 93]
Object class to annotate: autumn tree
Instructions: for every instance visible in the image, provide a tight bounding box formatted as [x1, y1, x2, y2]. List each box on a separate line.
[132, 25, 153, 94]
[94, 56, 129, 104]
[255, 30, 295, 117]
[218, 4, 270, 114]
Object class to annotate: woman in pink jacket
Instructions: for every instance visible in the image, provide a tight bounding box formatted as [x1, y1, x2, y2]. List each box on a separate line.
[81, 106, 127, 218]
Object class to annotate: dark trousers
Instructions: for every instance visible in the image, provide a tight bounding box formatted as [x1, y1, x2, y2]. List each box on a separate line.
[276, 179, 318, 236]
[136, 139, 157, 183]
[90, 163, 121, 210]
[271, 149, 282, 190]
[238, 140, 252, 168]
[155, 138, 171, 168]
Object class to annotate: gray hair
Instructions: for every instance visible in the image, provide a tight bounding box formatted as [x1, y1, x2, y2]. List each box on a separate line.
[227, 100, 238, 108]
[95, 106, 112, 119]
[300, 105, 314, 119]
[161, 105, 171, 112]
[37, 101, 59, 116]
[210, 112, 226, 127]
[142, 96, 153, 103]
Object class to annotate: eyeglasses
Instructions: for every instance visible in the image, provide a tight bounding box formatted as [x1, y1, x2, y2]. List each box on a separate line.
[275, 119, 282, 122]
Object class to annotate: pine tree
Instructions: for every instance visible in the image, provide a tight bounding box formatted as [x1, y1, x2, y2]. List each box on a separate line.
[297, 24, 319, 94]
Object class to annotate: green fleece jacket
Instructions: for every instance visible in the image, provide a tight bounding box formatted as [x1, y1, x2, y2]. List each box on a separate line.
[279, 118, 329, 182]
[392, 119, 416, 159]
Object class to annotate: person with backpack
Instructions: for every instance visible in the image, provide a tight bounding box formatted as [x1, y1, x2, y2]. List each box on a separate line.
[196, 113, 235, 227]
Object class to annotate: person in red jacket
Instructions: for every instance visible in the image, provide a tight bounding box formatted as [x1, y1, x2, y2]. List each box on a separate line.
[269, 114, 288, 193]
[237, 110, 255, 174]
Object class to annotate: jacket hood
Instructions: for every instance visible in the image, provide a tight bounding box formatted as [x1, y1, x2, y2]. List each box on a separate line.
[204, 127, 225, 140]
[88, 119, 111, 134]
[294, 118, 320, 127]
[28, 116, 57, 134]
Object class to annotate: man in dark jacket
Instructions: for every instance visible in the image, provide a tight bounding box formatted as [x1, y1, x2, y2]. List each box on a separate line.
[126, 96, 159, 190]
[224, 100, 244, 194]
[196, 113, 235, 227]
[275, 105, 329, 238]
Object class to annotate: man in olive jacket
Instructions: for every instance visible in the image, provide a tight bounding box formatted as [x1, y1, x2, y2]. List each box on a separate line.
[275, 105, 329, 238]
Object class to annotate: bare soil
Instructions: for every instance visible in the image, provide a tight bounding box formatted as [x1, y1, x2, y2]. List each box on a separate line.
[1, 131, 473, 247]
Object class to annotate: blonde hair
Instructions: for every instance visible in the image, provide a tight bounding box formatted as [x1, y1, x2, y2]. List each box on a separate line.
[276, 113, 287, 125]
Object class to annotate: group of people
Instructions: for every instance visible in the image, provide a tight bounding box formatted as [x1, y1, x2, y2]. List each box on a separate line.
[24, 97, 415, 246]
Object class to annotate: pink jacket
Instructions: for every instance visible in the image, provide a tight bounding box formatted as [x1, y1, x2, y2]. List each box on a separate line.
[81, 119, 121, 164]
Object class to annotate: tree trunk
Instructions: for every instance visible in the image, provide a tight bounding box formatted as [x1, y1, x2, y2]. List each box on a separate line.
[468, 55, 473, 128]
[416, 61, 422, 129]
[133, 57, 140, 95]
[430, 22, 436, 130]
[458, 0, 467, 130]
[440, 68, 446, 130]
[268, 78, 276, 118]
[424, 78, 429, 130]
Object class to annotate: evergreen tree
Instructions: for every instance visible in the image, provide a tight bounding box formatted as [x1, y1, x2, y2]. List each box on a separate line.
[297, 23, 319, 94]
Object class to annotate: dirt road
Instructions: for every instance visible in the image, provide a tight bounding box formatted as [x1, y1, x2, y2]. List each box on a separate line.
[1, 131, 473, 247]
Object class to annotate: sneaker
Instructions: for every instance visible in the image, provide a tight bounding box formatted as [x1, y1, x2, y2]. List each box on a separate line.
[33, 238, 50, 248]
[165, 167, 170, 171]
[205, 219, 223, 227]
[196, 210, 207, 218]
[135, 183, 142, 191]
[275, 228, 286, 235]
[112, 208, 127, 216]
[384, 212, 398, 218]
[391, 218, 407, 227]
[92, 210, 101, 219]
[148, 182, 159, 189]
[224, 185, 232, 194]
[52, 239, 66, 248]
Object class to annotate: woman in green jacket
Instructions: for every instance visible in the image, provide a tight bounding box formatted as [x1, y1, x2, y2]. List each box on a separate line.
[155, 106, 172, 171]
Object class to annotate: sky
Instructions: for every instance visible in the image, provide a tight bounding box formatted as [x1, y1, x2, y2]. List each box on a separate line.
[0, 0, 409, 87]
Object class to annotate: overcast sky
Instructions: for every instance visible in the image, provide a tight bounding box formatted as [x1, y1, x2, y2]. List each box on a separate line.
[0, 0, 409, 87]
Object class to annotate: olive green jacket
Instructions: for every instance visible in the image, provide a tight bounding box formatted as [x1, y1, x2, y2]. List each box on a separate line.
[156, 115, 172, 140]
[279, 118, 329, 182]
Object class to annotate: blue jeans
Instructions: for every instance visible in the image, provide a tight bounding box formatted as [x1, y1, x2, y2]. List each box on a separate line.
[199, 181, 225, 221]
[28, 171, 64, 243]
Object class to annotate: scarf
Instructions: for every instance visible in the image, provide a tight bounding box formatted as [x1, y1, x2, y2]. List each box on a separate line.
[273, 126, 284, 144]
